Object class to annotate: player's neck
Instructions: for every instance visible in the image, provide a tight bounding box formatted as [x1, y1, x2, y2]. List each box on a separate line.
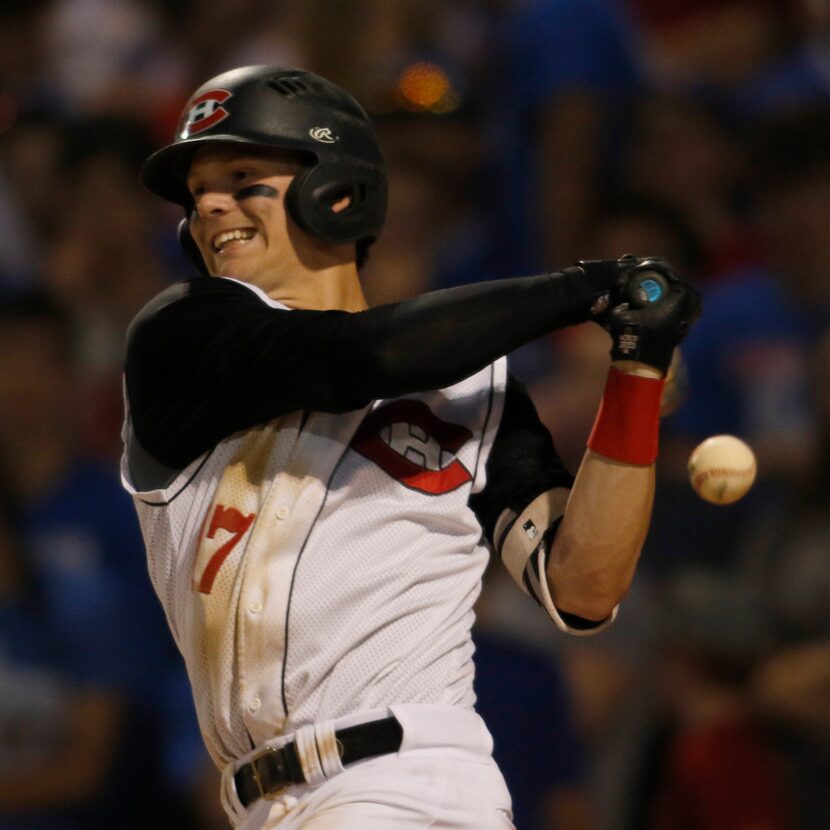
[268, 261, 368, 312]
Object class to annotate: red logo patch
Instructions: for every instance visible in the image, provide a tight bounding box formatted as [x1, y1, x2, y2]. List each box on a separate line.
[352, 401, 473, 495]
[178, 89, 233, 138]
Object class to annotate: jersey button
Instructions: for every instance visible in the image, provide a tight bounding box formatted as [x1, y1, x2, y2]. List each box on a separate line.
[248, 601, 263, 615]
[276, 507, 290, 520]
[248, 697, 261, 712]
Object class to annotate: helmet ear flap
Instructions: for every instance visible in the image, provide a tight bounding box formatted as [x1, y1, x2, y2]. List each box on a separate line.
[178, 217, 210, 276]
[285, 162, 387, 245]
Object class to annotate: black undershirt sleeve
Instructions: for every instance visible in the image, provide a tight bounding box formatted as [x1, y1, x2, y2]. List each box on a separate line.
[125, 270, 608, 468]
[469, 374, 574, 545]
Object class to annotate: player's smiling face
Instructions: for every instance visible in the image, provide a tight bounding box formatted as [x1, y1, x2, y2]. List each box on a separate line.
[186, 145, 307, 282]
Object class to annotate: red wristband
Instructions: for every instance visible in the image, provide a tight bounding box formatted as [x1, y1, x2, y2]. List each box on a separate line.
[587, 368, 665, 465]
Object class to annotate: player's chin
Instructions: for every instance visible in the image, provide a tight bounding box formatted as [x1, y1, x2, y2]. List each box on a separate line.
[211, 262, 259, 282]
[208, 248, 260, 279]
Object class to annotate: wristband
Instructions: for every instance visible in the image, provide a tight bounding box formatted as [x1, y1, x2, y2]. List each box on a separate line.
[587, 368, 665, 465]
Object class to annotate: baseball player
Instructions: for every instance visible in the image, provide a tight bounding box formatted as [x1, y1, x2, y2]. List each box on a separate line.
[121, 65, 700, 829]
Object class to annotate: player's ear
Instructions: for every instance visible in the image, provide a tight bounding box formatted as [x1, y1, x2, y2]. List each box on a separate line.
[178, 217, 210, 277]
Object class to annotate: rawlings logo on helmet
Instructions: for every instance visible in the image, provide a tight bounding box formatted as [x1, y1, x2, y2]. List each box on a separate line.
[178, 89, 233, 138]
[309, 126, 337, 143]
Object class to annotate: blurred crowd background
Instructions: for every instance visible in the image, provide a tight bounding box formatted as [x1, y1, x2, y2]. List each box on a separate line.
[0, 0, 828, 828]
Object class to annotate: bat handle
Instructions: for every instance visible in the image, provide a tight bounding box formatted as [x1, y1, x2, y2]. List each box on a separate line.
[625, 270, 669, 307]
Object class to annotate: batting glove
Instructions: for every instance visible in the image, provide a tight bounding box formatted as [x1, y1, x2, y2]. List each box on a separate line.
[605, 257, 702, 373]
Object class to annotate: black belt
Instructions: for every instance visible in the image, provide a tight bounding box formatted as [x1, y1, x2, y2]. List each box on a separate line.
[234, 716, 403, 807]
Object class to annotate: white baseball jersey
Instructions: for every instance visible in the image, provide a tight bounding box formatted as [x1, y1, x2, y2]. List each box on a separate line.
[122, 282, 508, 766]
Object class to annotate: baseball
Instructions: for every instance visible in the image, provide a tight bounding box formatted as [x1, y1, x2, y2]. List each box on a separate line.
[688, 435, 757, 505]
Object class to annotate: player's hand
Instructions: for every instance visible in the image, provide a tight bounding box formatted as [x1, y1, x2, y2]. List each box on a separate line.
[604, 259, 701, 373]
[578, 255, 678, 318]
[575, 257, 635, 317]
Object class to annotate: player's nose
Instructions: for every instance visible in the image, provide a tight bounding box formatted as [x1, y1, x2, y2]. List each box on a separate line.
[195, 188, 235, 218]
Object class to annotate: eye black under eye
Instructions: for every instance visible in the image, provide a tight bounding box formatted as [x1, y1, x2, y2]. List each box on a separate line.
[236, 184, 279, 200]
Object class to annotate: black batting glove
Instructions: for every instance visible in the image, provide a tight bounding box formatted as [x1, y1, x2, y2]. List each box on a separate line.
[605, 259, 701, 373]
[577, 254, 681, 318]
[552, 257, 647, 328]
[573, 257, 633, 318]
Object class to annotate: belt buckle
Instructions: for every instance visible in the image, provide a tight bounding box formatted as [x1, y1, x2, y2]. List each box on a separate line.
[250, 746, 288, 802]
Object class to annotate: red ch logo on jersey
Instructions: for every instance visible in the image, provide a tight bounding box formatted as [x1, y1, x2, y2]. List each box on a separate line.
[178, 89, 233, 138]
[352, 401, 473, 495]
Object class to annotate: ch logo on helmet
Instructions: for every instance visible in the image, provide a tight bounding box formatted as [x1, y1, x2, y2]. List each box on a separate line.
[179, 89, 233, 138]
[309, 127, 337, 143]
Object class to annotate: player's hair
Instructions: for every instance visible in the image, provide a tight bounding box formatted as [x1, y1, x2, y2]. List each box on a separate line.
[141, 65, 387, 275]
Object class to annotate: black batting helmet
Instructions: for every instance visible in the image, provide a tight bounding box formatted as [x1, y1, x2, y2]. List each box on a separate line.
[140, 65, 387, 262]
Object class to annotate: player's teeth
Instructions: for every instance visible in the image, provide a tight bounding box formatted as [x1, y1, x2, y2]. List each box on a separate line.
[213, 229, 255, 251]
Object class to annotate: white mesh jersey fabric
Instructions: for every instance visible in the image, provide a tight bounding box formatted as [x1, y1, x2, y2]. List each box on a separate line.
[122, 348, 507, 767]
[282, 363, 506, 734]
[121, 414, 305, 764]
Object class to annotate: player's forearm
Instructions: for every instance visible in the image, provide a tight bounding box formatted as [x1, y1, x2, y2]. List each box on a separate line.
[546, 360, 662, 620]
[547, 447, 654, 621]
[336, 265, 614, 402]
